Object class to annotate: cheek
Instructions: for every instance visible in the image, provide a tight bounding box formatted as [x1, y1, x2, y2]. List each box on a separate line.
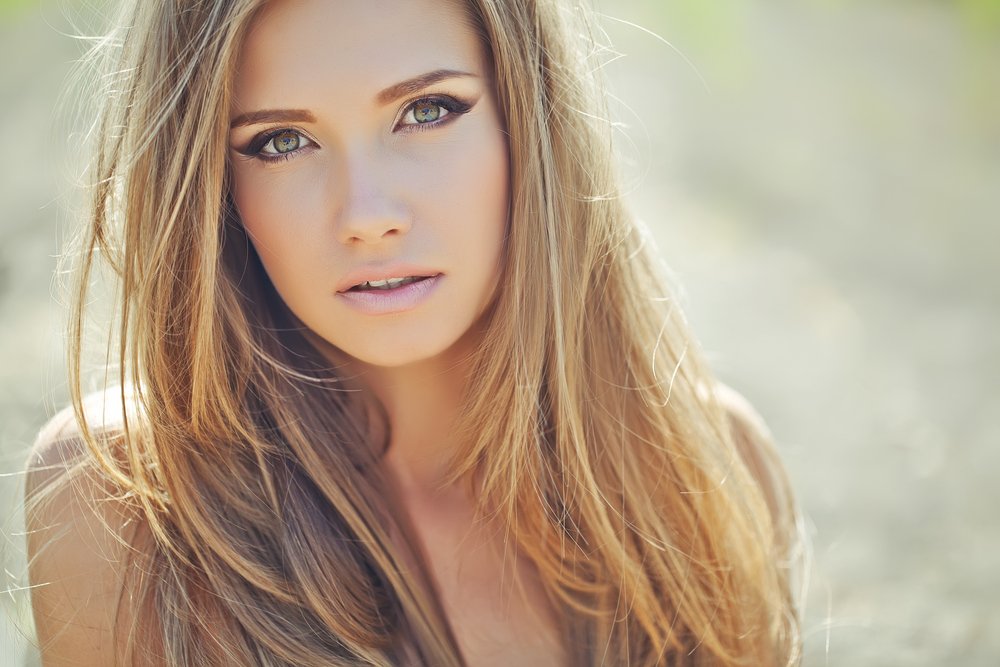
[428, 127, 510, 257]
[231, 168, 328, 274]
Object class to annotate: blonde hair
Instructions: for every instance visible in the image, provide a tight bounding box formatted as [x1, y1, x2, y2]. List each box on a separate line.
[55, 0, 802, 664]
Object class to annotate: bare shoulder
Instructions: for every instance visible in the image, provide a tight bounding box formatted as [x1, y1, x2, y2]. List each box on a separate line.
[714, 383, 797, 546]
[25, 395, 145, 667]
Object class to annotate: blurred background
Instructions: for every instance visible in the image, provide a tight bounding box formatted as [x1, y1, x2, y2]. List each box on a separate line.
[1, 0, 997, 664]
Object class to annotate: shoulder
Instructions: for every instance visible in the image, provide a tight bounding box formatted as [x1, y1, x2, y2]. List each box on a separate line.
[25, 395, 146, 666]
[713, 383, 797, 548]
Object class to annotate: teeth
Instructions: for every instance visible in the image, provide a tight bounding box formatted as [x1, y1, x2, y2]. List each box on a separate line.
[355, 276, 422, 291]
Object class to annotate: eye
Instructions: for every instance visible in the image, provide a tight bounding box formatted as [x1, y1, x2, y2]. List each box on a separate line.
[258, 129, 313, 157]
[398, 96, 473, 130]
[405, 100, 447, 125]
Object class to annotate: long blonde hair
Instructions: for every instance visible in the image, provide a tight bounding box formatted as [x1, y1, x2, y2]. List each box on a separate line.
[60, 0, 801, 664]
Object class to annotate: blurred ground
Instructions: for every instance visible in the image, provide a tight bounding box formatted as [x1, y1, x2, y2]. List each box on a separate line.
[1, 1, 998, 665]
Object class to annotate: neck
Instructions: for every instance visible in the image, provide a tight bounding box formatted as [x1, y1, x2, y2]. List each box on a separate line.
[333, 333, 481, 500]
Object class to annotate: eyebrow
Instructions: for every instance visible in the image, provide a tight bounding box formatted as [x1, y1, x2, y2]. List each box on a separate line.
[375, 69, 476, 105]
[229, 69, 477, 130]
[230, 108, 316, 130]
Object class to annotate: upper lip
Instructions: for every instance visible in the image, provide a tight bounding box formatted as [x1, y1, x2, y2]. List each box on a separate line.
[335, 264, 442, 293]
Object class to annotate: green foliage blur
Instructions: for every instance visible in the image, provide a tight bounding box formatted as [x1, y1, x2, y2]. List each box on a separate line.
[655, 0, 1000, 35]
[958, 0, 1000, 31]
[3, 0, 998, 31]
[0, 0, 35, 19]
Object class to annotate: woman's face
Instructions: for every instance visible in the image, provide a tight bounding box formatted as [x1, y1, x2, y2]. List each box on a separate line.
[229, 0, 509, 368]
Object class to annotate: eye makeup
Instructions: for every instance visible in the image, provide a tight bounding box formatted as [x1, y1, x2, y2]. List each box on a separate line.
[395, 94, 474, 132]
[238, 127, 317, 163]
[233, 93, 478, 164]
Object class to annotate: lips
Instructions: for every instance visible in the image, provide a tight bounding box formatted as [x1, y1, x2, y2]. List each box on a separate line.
[348, 275, 428, 291]
[336, 273, 444, 315]
[335, 265, 442, 294]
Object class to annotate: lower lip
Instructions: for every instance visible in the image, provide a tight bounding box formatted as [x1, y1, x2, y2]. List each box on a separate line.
[336, 274, 442, 315]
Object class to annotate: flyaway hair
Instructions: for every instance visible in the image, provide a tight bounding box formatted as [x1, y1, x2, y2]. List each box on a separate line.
[32, 0, 804, 664]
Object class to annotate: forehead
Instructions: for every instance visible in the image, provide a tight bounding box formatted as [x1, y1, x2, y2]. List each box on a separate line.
[233, 0, 485, 107]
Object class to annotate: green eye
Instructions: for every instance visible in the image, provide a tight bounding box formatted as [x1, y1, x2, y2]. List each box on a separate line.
[397, 96, 473, 131]
[413, 102, 442, 123]
[252, 129, 313, 161]
[270, 130, 301, 153]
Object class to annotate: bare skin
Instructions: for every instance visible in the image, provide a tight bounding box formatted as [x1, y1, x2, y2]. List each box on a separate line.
[26, 400, 139, 667]
[25, 385, 786, 666]
[227, 0, 508, 491]
[30, 0, 563, 662]
[25, 0, 792, 664]
[227, 0, 565, 662]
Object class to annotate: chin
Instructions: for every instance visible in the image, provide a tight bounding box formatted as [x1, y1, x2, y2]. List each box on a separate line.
[328, 321, 476, 370]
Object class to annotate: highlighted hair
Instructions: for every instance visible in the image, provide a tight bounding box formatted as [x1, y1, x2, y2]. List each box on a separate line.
[54, 0, 802, 664]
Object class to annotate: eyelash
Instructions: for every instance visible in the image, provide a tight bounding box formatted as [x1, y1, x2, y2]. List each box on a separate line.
[242, 95, 474, 164]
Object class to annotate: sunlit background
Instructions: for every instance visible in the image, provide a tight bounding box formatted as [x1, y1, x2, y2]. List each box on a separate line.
[1, 0, 997, 665]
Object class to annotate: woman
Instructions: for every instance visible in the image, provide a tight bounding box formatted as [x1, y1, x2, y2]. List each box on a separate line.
[25, 0, 802, 665]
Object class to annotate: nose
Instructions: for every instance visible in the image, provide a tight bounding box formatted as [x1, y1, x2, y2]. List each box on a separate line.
[334, 148, 411, 245]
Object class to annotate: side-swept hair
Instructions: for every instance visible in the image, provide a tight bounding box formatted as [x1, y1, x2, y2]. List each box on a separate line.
[51, 0, 802, 664]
